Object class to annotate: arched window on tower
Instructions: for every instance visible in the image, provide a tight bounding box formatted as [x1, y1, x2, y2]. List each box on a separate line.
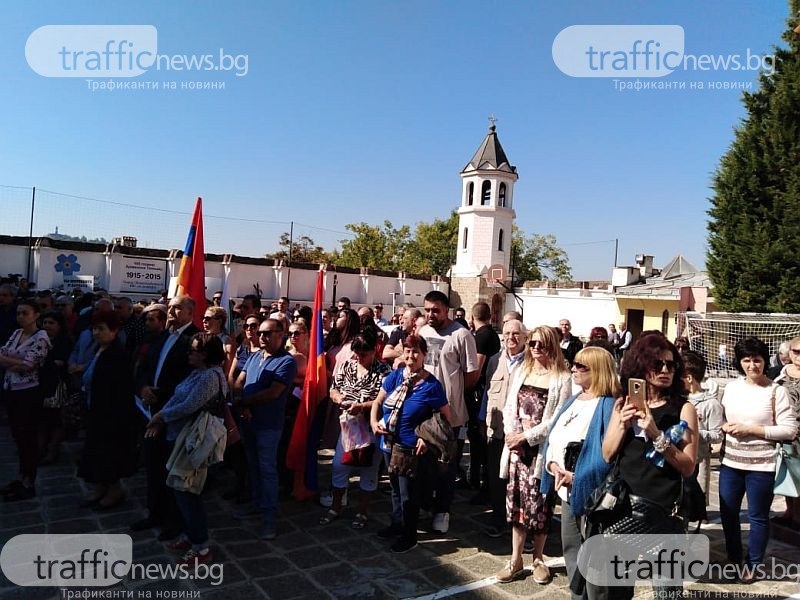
[661, 309, 669, 334]
[481, 181, 491, 206]
[463, 227, 469, 250]
[498, 229, 504, 251]
[499, 183, 507, 207]
[467, 182, 474, 206]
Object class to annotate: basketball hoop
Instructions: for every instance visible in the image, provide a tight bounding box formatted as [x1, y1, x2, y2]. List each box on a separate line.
[484, 264, 507, 288]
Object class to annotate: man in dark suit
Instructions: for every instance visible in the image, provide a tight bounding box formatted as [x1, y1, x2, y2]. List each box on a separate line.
[558, 318, 583, 366]
[130, 295, 200, 539]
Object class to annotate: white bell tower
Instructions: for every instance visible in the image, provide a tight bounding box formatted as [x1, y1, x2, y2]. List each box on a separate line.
[451, 119, 517, 279]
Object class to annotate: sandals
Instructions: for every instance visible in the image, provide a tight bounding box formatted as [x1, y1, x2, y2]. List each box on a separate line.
[319, 509, 341, 525]
[351, 513, 368, 529]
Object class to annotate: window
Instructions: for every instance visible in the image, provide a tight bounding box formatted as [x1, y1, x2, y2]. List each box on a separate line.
[463, 227, 468, 250]
[499, 182, 506, 207]
[481, 181, 491, 205]
[467, 182, 474, 206]
[661, 309, 669, 334]
[498, 229, 504, 251]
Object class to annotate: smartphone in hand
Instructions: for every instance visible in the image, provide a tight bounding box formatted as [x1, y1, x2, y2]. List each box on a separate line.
[627, 378, 647, 413]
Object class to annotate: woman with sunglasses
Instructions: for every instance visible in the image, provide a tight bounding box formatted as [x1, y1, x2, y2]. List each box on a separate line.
[719, 337, 797, 583]
[539, 347, 620, 597]
[602, 332, 698, 599]
[202, 307, 236, 376]
[496, 326, 571, 584]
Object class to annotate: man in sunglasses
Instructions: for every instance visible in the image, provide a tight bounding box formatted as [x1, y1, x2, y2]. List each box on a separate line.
[234, 319, 297, 541]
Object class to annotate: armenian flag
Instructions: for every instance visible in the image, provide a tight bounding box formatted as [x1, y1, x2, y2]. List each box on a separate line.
[287, 266, 327, 499]
[176, 197, 206, 328]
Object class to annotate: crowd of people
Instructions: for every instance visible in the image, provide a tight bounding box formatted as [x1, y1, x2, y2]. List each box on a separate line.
[0, 280, 798, 594]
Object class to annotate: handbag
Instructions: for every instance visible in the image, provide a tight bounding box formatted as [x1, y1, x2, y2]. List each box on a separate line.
[581, 459, 630, 539]
[774, 439, 800, 498]
[43, 380, 69, 409]
[388, 443, 419, 478]
[415, 411, 456, 463]
[342, 444, 375, 467]
[563, 440, 584, 473]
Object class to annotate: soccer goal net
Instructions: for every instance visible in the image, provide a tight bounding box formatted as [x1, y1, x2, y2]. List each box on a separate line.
[676, 311, 800, 379]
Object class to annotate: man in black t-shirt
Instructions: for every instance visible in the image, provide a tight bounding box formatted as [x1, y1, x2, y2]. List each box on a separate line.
[467, 302, 501, 496]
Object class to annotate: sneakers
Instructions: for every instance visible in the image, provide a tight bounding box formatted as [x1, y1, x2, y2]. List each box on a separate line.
[531, 558, 551, 584]
[390, 537, 417, 553]
[377, 523, 404, 539]
[319, 490, 348, 508]
[496, 559, 525, 583]
[431, 512, 450, 534]
[176, 547, 213, 566]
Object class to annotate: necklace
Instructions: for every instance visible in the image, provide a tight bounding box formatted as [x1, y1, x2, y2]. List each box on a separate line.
[562, 399, 593, 427]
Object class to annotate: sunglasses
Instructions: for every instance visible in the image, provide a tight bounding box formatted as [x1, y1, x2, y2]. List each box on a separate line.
[572, 362, 590, 372]
[791, 349, 800, 355]
[528, 340, 547, 350]
[288, 331, 304, 337]
[244, 323, 259, 330]
[258, 330, 280, 337]
[653, 359, 678, 372]
[202, 316, 219, 322]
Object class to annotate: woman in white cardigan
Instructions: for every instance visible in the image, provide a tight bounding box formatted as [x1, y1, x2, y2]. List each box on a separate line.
[496, 325, 571, 585]
[720, 336, 798, 583]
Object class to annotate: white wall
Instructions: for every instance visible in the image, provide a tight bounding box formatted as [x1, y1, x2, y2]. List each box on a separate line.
[514, 286, 618, 339]
[0, 241, 439, 313]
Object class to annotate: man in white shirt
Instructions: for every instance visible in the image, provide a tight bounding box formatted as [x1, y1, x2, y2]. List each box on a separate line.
[417, 290, 478, 533]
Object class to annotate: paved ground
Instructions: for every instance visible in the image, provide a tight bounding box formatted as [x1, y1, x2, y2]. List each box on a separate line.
[1, 429, 799, 600]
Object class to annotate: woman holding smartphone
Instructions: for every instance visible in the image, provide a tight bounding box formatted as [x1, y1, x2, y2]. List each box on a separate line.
[602, 332, 698, 600]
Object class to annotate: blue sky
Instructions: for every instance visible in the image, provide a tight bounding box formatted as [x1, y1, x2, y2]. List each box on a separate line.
[1, 1, 790, 280]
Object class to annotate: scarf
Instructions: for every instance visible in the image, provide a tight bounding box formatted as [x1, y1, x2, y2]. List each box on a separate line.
[384, 367, 423, 436]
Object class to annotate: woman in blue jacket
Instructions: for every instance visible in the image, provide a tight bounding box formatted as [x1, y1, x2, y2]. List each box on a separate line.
[540, 347, 620, 600]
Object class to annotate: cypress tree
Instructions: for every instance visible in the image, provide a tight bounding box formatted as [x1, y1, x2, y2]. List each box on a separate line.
[707, 1, 800, 312]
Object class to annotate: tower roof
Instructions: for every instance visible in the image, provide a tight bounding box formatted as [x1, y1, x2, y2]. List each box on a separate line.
[462, 124, 517, 174]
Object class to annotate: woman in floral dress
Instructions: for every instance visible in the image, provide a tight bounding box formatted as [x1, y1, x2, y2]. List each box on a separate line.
[497, 325, 571, 584]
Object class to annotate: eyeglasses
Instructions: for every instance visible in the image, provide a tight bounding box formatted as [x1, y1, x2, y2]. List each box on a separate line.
[653, 359, 678, 372]
[572, 362, 590, 372]
[528, 340, 547, 350]
[258, 330, 280, 337]
[503, 332, 522, 338]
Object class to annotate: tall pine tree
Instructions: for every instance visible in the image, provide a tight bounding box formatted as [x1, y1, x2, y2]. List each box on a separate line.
[707, 1, 800, 312]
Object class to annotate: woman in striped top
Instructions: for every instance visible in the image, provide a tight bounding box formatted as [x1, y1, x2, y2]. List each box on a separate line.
[719, 337, 798, 583]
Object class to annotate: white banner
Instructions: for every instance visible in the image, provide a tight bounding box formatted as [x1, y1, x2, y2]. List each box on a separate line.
[120, 256, 167, 294]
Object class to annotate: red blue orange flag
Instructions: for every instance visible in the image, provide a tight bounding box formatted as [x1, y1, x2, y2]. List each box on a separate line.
[176, 197, 207, 328]
[287, 266, 327, 499]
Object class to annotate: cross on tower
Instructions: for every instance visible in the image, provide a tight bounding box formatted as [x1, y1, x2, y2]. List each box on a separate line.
[488, 114, 497, 127]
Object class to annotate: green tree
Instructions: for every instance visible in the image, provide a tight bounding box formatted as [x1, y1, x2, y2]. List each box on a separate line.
[336, 221, 411, 271]
[400, 210, 459, 275]
[707, 3, 800, 312]
[265, 232, 331, 264]
[511, 227, 572, 283]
